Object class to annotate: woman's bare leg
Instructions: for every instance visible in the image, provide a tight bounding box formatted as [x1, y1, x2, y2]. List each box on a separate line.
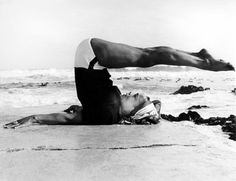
[91, 38, 234, 71]
[144, 47, 235, 71]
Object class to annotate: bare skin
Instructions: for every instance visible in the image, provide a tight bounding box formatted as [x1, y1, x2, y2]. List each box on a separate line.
[120, 92, 151, 116]
[91, 38, 234, 71]
[3, 106, 83, 129]
[3, 38, 235, 129]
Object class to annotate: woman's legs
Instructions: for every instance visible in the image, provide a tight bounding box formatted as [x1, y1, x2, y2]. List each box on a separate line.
[91, 38, 234, 71]
[146, 46, 235, 71]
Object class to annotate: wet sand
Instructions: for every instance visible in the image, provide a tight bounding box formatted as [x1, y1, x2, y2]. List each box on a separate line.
[0, 105, 236, 181]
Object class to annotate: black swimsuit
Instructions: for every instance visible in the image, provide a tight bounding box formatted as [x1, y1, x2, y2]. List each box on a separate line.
[74, 58, 121, 125]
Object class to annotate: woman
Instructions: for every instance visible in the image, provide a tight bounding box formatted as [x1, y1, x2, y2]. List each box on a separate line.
[3, 38, 234, 128]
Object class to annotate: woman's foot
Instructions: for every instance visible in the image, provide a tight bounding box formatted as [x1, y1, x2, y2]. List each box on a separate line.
[198, 49, 235, 71]
[210, 60, 235, 71]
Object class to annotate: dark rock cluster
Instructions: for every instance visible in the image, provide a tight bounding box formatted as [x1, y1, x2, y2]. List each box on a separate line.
[117, 77, 130, 80]
[172, 85, 210, 94]
[232, 88, 236, 94]
[39, 82, 48, 87]
[187, 105, 209, 110]
[161, 111, 236, 141]
[116, 77, 152, 81]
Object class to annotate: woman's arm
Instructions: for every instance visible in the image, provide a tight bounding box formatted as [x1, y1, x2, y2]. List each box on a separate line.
[3, 105, 83, 129]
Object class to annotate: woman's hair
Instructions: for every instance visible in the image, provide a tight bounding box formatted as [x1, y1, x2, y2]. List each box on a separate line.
[119, 100, 161, 125]
[119, 115, 160, 125]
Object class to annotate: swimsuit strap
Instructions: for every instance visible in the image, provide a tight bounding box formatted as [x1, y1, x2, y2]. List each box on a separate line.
[88, 57, 99, 70]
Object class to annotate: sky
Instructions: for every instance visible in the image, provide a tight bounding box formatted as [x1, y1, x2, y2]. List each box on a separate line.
[0, 0, 236, 70]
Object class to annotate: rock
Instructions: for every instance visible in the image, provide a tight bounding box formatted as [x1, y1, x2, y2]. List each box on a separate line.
[117, 77, 130, 80]
[222, 115, 236, 131]
[206, 117, 227, 126]
[161, 112, 236, 141]
[134, 77, 142, 81]
[187, 105, 209, 110]
[123, 77, 130, 80]
[188, 111, 201, 120]
[39, 82, 48, 87]
[161, 114, 178, 122]
[133, 77, 152, 81]
[172, 85, 210, 94]
[231, 88, 236, 94]
[178, 113, 190, 121]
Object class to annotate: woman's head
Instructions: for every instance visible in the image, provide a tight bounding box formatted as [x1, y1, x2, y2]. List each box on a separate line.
[119, 92, 161, 124]
[120, 92, 151, 116]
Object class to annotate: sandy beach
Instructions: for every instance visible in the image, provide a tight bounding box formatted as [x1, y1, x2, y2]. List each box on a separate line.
[0, 104, 236, 181]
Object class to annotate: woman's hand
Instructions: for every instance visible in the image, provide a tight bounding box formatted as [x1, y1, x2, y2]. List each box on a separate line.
[63, 105, 81, 113]
[3, 116, 37, 129]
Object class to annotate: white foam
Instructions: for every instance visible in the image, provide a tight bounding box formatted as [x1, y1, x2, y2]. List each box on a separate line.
[0, 68, 74, 84]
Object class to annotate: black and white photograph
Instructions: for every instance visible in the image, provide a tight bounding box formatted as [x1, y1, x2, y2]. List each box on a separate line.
[0, 0, 235, 180]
